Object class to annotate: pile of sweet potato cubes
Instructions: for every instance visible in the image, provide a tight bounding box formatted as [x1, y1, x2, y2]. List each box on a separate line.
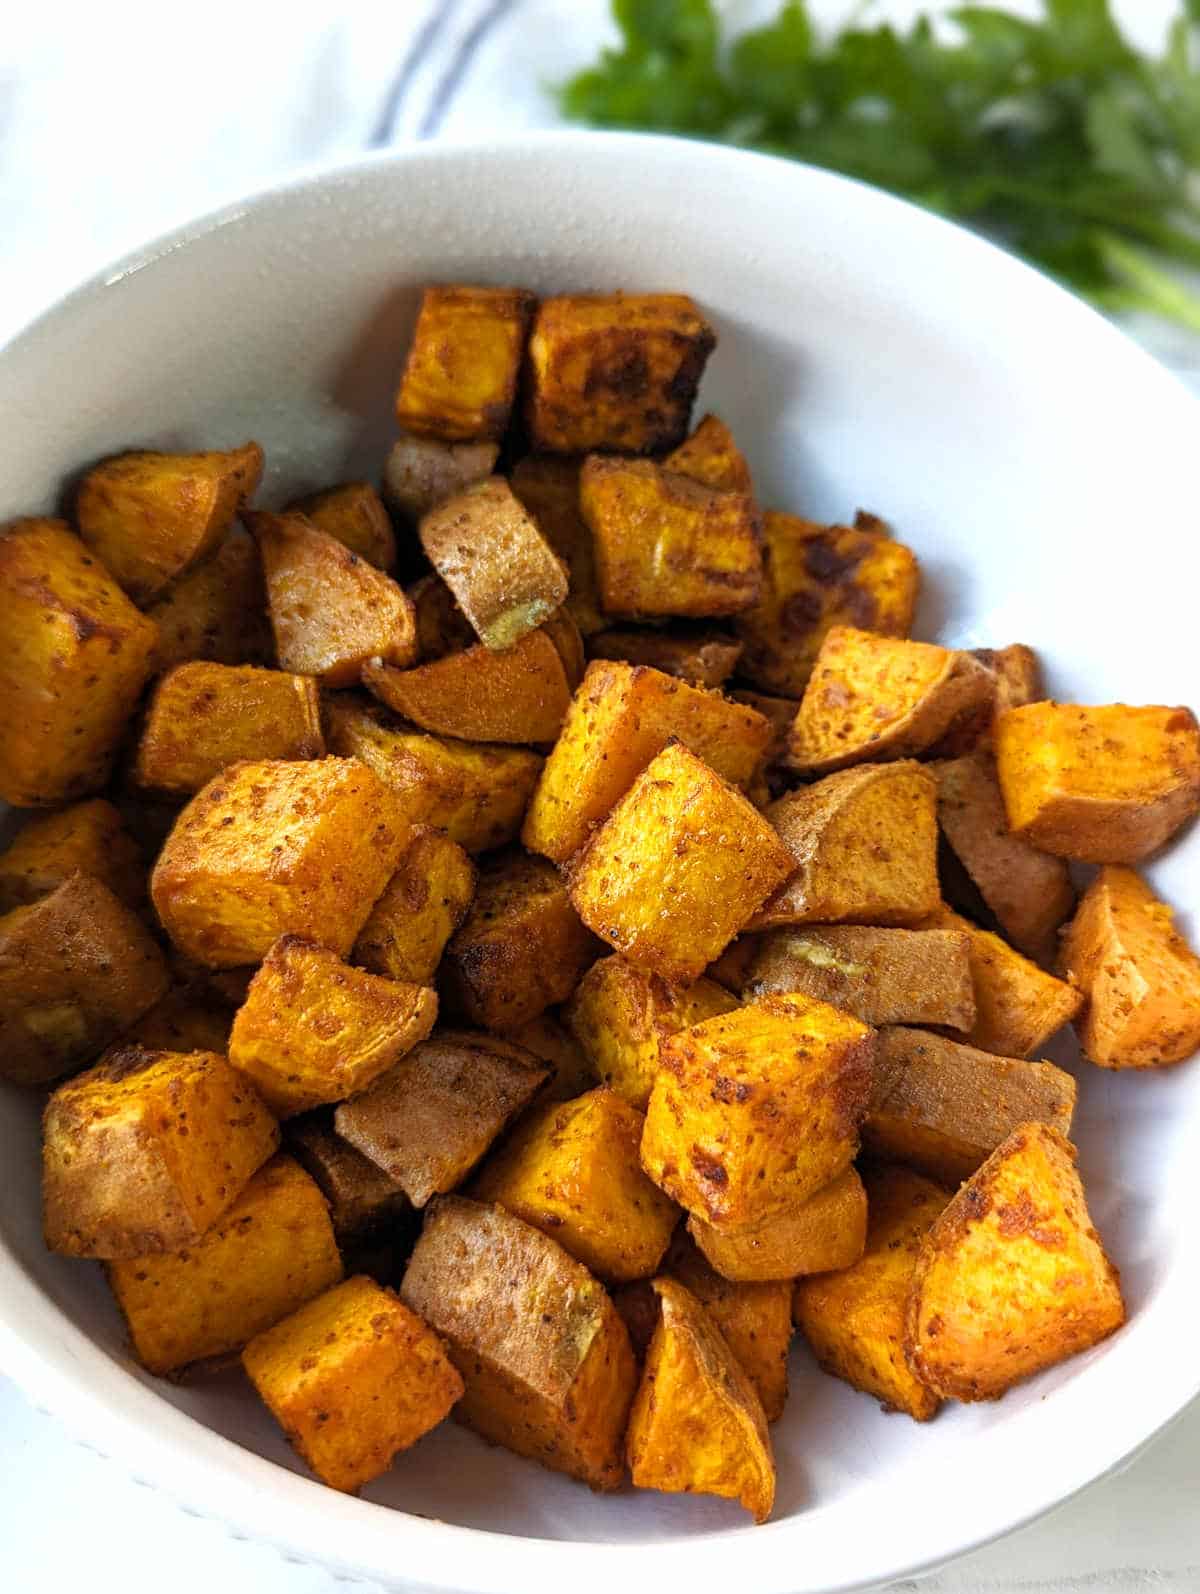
[2, 284, 1199, 1523]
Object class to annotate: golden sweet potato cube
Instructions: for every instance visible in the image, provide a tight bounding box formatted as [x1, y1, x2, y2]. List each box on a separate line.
[243, 1275, 461, 1491]
[0, 876, 169, 1086]
[43, 1046, 279, 1257]
[509, 454, 605, 636]
[750, 763, 940, 929]
[286, 1113, 410, 1244]
[580, 456, 761, 619]
[689, 1168, 867, 1283]
[250, 511, 417, 687]
[507, 1013, 596, 1103]
[627, 1277, 775, 1522]
[106, 1154, 340, 1373]
[1059, 866, 1200, 1068]
[736, 513, 920, 697]
[787, 627, 995, 776]
[287, 482, 396, 569]
[745, 925, 975, 1030]
[396, 285, 534, 442]
[443, 851, 596, 1031]
[663, 413, 753, 495]
[564, 955, 738, 1110]
[994, 701, 1200, 863]
[523, 659, 771, 864]
[363, 627, 571, 744]
[323, 696, 542, 854]
[75, 442, 263, 603]
[907, 1124, 1125, 1401]
[642, 993, 874, 1227]
[119, 986, 233, 1056]
[472, 1087, 678, 1282]
[0, 800, 144, 912]
[933, 747, 1074, 961]
[586, 626, 742, 688]
[353, 827, 475, 985]
[794, 1165, 946, 1420]
[971, 643, 1043, 715]
[335, 1032, 547, 1206]
[418, 476, 567, 650]
[383, 432, 499, 522]
[0, 518, 159, 806]
[866, 1025, 1076, 1185]
[151, 756, 410, 967]
[135, 663, 324, 796]
[145, 527, 273, 673]
[568, 743, 794, 983]
[228, 937, 437, 1117]
[400, 1195, 638, 1488]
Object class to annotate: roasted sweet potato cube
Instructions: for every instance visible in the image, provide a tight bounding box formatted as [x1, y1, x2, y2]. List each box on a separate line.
[106, 1154, 339, 1373]
[729, 689, 799, 767]
[787, 627, 995, 776]
[642, 993, 873, 1227]
[418, 477, 567, 650]
[396, 285, 534, 442]
[689, 1168, 867, 1283]
[906, 1124, 1125, 1401]
[286, 1112, 410, 1244]
[522, 660, 771, 864]
[443, 851, 596, 1031]
[568, 743, 794, 983]
[0, 518, 159, 806]
[43, 1046, 279, 1257]
[243, 1275, 461, 1491]
[543, 609, 586, 690]
[145, 527, 273, 673]
[627, 1277, 775, 1522]
[151, 757, 410, 967]
[0, 876, 169, 1086]
[335, 1032, 547, 1206]
[866, 1026, 1076, 1184]
[119, 986, 233, 1056]
[586, 626, 742, 687]
[736, 514, 920, 697]
[0, 800, 144, 912]
[751, 763, 939, 929]
[363, 627, 571, 744]
[933, 747, 1074, 960]
[76, 442, 263, 603]
[353, 827, 475, 985]
[323, 696, 542, 854]
[564, 956, 738, 1110]
[287, 482, 395, 569]
[705, 935, 762, 993]
[400, 1195, 637, 1488]
[507, 1013, 596, 1103]
[994, 701, 1200, 863]
[1059, 865, 1200, 1068]
[407, 574, 477, 660]
[509, 454, 605, 636]
[229, 937, 437, 1117]
[383, 432, 499, 522]
[971, 643, 1043, 715]
[745, 925, 974, 1030]
[251, 512, 418, 687]
[663, 413, 753, 495]
[472, 1087, 678, 1282]
[794, 1165, 946, 1420]
[135, 663, 323, 796]
[580, 456, 761, 619]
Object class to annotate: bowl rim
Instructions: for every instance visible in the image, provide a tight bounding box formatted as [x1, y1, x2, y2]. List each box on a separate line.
[2, 128, 1199, 1594]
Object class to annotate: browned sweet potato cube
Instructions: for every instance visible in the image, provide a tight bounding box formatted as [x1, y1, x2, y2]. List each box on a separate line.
[406, 574, 476, 660]
[0, 518, 159, 806]
[0, 800, 144, 912]
[580, 456, 761, 619]
[526, 293, 714, 455]
[0, 876, 169, 1086]
[285, 1113, 411, 1244]
[705, 934, 763, 993]
[729, 690, 799, 767]
[118, 986, 233, 1056]
[76, 442, 263, 603]
[443, 851, 596, 1030]
[642, 993, 873, 1228]
[586, 626, 742, 687]
[543, 609, 586, 690]
[509, 454, 605, 636]
[689, 1168, 867, 1283]
[43, 1046, 279, 1257]
[353, 827, 475, 985]
[151, 757, 410, 967]
[663, 413, 753, 495]
[401, 1196, 637, 1489]
[335, 1032, 547, 1206]
[568, 743, 794, 983]
[145, 528, 273, 673]
[288, 482, 396, 569]
[383, 432, 499, 522]
[507, 1013, 596, 1103]
[396, 285, 534, 442]
[971, 644, 1043, 715]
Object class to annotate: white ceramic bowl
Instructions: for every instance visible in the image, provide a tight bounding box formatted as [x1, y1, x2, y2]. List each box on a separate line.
[1, 133, 1197, 1594]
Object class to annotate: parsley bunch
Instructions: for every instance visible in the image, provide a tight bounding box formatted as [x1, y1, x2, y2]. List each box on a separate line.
[560, 1, 1200, 330]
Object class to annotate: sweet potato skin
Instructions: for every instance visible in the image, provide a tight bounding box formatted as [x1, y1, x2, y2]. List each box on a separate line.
[0, 800, 144, 913]
[384, 432, 499, 522]
[285, 1113, 410, 1244]
[396, 285, 534, 442]
[352, 827, 476, 985]
[586, 626, 742, 687]
[688, 1167, 867, 1283]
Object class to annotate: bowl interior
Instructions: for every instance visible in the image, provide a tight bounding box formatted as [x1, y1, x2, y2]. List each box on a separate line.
[0, 135, 1197, 1594]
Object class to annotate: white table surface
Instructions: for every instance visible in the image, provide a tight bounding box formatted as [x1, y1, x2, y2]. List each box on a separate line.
[2, 4, 1199, 1591]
